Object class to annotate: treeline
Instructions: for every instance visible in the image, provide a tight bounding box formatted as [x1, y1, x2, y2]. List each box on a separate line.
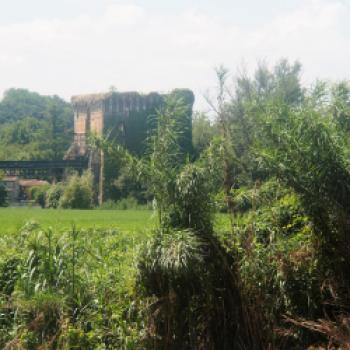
[0, 88, 73, 160]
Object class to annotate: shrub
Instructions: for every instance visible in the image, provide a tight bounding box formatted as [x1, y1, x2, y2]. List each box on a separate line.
[0, 257, 20, 296]
[46, 183, 64, 208]
[59, 171, 94, 209]
[30, 185, 50, 208]
[168, 162, 214, 233]
[0, 225, 145, 349]
[99, 196, 150, 210]
[138, 227, 250, 349]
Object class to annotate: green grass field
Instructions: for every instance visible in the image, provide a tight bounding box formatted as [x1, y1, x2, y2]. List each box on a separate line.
[0, 208, 157, 233]
[0, 208, 230, 234]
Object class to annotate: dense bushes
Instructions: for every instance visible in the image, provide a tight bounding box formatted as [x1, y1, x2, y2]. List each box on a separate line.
[133, 64, 350, 348]
[2, 62, 350, 348]
[0, 224, 145, 349]
[31, 171, 145, 210]
[99, 196, 151, 210]
[226, 187, 322, 347]
[46, 183, 64, 208]
[30, 172, 94, 209]
[59, 171, 94, 209]
[220, 64, 350, 347]
[30, 184, 50, 208]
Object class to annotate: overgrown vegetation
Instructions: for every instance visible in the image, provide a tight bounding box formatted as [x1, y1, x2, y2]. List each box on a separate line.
[29, 172, 94, 209]
[0, 223, 148, 349]
[59, 171, 94, 209]
[2, 59, 350, 348]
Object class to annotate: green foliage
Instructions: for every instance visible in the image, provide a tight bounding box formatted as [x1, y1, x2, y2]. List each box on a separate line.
[192, 111, 218, 158]
[330, 81, 350, 133]
[239, 232, 320, 346]
[30, 185, 50, 208]
[232, 179, 286, 213]
[46, 183, 64, 209]
[168, 89, 194, 155]
[59, 171, 94, 209]
[256, 103, 350, 325]
[260, 105, 349, 216]
[0, 257, 20, 296]
[166, 163, 214, 232]
[218, 63, 350, 346]
[220, 185, 321, 347]
[0, 223, 148, 349]
[138, 96, 190, 224]
[112, 165, 149, 203]
[207, 60, 350, 346]
[139, 229, 205, 292]
[138, 226, 247, 349]
[99, 197, 150, 210]
[2, 61, 350, 348]
[134, 96, 255, 348]
[102, 89, 194, 202]
[0, 88, 73, 161]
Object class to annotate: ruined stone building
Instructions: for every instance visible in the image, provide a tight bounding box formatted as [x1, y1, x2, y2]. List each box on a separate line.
[65, 89, 194, 203]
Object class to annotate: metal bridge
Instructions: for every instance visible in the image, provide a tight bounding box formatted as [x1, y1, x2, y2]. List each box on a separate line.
[0, 159, 88, 177]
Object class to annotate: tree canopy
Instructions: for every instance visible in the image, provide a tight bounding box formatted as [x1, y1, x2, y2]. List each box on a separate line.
[0, 88, 73, 160]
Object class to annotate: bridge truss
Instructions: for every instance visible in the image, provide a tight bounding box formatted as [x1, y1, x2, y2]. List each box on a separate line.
[0, 159, 88, 179]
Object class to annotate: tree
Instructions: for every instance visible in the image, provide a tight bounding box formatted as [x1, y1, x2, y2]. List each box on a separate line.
[0, 88, 73, 161]
[46, 101, 72, 160]
[259, 103, 350, 293]
[330, 81, 350, 133]
[192, 111, 218, 157]
[203, 60, 304, 213]
[205, 65, 237, 229]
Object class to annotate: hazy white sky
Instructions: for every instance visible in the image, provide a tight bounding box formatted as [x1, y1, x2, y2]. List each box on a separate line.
[0, 0, 349, 109]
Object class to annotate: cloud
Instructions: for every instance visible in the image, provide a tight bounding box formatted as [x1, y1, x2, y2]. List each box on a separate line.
[0, 0, 348, 109]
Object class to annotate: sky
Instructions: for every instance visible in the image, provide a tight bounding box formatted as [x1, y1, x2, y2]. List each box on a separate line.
[0, 0, 349, 109]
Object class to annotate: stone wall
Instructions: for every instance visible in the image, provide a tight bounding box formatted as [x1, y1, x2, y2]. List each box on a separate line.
[66, 89, 194, 204]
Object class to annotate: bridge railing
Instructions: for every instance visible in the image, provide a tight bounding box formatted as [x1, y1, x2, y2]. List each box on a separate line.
[0, 159, 88, 170]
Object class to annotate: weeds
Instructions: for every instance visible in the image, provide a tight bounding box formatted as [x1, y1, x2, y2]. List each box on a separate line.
[0, 223, 146, 349]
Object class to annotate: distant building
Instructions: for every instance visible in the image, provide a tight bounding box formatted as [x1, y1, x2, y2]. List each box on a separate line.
[0, 176, 49, 203]
[65, 89, 194, 204]
[1, 176, 19, 203]
[18, 179, 50, 200]
[65, 89, 194, 159]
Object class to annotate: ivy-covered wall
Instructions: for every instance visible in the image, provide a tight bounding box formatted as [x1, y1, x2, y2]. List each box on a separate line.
[70, 89, 194, 202]
[103, 89, 194, 155]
